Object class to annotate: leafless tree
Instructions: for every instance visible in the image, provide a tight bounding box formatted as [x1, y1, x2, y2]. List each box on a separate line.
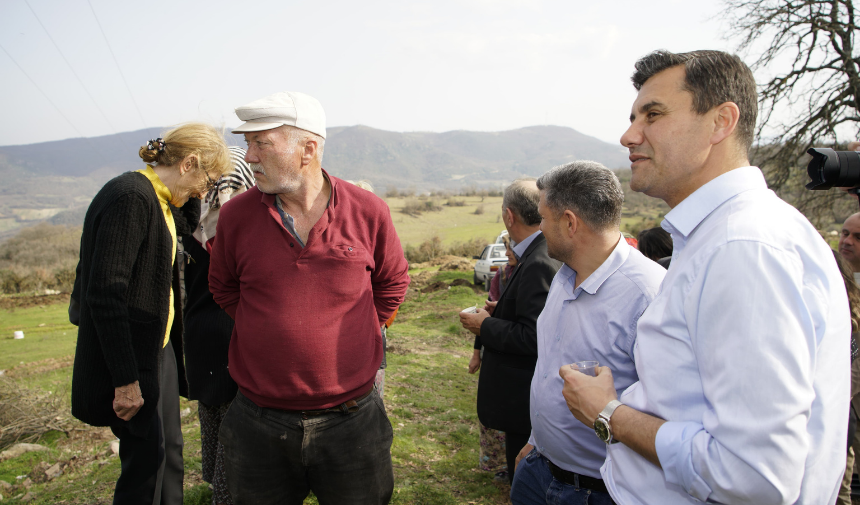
[723, 0, 859, 225]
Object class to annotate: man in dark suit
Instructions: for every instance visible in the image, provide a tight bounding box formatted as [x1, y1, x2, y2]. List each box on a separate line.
[460, 178, 561, 483]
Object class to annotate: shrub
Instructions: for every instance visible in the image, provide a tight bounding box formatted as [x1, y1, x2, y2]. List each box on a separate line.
[404, 236, 444, 263]
[0, 223, 82, 294]
[401, 198, 443, 216]
[474, 205, 485, 215]
[446, 198, 466, 207]
[404, 236, 493, 263]
[446, 237, 488, 258]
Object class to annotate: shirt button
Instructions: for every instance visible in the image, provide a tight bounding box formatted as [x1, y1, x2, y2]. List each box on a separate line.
[543, 372, 547, 378]
[290, 243, 294, 247]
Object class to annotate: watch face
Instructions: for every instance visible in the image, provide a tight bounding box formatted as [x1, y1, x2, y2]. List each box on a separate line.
[594, 418, 611, 442]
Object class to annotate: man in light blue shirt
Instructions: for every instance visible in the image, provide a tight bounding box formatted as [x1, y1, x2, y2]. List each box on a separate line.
[560, 50, 850, 504]
[510, 161, 665, 504]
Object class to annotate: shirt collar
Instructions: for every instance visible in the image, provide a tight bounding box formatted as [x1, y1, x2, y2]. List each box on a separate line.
[562, 233, 629, 298]
[662, 166, 765, 239]
[513, 230, 542, 258]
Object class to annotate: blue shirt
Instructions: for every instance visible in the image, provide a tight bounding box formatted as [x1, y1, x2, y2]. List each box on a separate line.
[528, 235, 665, 478]
[513, 230, 541, 260]
[603, 167, 850, 504]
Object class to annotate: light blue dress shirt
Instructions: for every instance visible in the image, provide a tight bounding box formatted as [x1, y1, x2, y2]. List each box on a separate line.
[602, 167, 850, 504]
[513, 230, 541, 260]
[528, 235, 665, 478]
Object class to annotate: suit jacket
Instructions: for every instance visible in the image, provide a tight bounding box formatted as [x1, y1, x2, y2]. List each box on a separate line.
[474, 233, 560, 434]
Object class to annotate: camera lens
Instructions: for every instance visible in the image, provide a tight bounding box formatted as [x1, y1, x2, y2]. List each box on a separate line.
[806, 148, 860, 190]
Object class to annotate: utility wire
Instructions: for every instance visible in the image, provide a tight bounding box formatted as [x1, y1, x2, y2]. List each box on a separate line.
[24, 0, 134, 151]
[0, 41, 109, 164]
[87, 0, 148, 129]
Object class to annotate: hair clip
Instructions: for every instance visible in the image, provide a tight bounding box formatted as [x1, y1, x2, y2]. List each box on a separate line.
[146, 138, 166, 152]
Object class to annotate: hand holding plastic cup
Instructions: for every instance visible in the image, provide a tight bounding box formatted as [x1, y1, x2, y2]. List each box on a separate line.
[569, 360, 599, 376]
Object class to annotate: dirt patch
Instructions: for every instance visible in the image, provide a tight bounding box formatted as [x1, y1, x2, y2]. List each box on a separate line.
[436, 257, 472, 272]
[386, 343, 410, 355]
[5, 356, 74, 379]
[0, 293, 70, 311]
[421, 281, 449, 293]
[408, 270, 438, 290]
[409, 255, 475, 271]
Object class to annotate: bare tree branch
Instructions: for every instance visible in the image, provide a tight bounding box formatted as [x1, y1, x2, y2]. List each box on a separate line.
[723, 0, 859, 224]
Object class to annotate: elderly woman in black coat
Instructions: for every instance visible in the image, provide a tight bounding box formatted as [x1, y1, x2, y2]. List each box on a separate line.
[69, 123, 231, 505]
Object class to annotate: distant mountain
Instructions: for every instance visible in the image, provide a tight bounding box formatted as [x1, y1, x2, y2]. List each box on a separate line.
[322, 125, 630, 189]
[0, 124, 628, 185]
[0, 124, 629, 236]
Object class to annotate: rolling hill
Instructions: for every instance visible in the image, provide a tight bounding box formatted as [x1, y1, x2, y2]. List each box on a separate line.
[0, 124, 630, 236]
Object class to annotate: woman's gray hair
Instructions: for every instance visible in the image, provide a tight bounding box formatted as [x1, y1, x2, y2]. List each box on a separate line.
[536, 161, 623, 231]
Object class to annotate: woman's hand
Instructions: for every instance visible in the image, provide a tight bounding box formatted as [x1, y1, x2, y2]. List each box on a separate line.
[468, 349, 482, 374]
[113, 381, 144, 421]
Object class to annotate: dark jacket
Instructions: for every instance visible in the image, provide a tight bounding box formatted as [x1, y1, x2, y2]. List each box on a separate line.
[180, 229, 238, 406]
[474, 233, 560, 435]
[70, 171, 187, 437]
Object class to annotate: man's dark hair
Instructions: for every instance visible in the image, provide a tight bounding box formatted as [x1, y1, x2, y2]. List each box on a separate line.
[637, 227, 673, 262]
[503, 178, 541, 226]
[536, 161, 623, 231]
[632, 50, 758, 153]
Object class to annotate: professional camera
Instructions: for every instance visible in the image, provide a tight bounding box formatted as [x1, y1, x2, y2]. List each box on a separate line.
[806, 148, 860, 190]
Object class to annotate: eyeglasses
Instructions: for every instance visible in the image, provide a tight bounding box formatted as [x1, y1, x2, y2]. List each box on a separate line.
[201, 170, 217, 192]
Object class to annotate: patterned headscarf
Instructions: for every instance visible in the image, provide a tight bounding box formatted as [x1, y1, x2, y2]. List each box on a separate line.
[192, 146, 255, 251]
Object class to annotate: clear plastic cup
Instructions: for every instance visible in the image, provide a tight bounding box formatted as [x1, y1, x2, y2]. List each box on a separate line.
[570, 360, 598, 376]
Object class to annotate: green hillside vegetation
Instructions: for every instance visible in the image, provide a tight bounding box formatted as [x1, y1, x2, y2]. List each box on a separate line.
[0, 224, 81, 294]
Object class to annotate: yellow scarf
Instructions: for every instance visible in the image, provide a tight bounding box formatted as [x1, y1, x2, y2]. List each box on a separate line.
[137, 166, 176, 348]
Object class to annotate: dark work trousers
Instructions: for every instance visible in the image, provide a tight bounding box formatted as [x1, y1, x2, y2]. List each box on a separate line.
[219, 388, 394, 505]
[111, 341, 184, 505]
[506, 431, 530, 484]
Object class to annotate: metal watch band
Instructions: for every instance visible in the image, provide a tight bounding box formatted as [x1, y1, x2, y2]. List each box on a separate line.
[599, 399, 623, 421]
[597, 399, 623, 444]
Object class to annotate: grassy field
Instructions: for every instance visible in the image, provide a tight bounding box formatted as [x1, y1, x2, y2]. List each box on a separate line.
[386, 196, 505, 247]
[0, 267, 511, 504]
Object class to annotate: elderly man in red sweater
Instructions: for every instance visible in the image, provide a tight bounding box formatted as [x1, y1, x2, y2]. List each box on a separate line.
[209, 91, 410, 505]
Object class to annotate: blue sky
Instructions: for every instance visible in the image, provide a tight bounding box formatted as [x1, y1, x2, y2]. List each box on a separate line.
[0, 0, 730, 146]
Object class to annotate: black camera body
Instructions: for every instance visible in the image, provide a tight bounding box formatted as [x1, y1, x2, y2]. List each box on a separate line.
[806, 148, 860, 190]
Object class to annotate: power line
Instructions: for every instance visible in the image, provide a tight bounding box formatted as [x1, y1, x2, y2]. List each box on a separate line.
[24, 0, 134, 151]
[86, 0, 148, 129]
[0, 41, 109, 164]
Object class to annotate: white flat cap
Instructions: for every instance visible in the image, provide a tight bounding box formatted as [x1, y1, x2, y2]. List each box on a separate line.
[232, 91, 326, 139]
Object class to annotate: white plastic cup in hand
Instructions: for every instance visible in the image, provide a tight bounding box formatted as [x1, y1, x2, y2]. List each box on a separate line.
[570, 360, 599, 376]
[461, 305, 478, 314]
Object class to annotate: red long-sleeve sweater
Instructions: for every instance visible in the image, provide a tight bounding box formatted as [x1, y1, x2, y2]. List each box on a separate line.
[208, 173, 409, 410]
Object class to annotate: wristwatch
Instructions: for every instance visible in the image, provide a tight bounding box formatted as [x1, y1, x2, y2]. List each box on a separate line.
[594, 399, 623, 444]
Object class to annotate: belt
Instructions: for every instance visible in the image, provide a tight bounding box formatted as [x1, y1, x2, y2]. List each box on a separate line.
[300, 387, 374, 417]
[547, 460, 607, 493]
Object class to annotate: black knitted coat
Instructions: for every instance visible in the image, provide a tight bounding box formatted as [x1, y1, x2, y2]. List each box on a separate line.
[70, 171, 188, 436]
[175, 203, 238, 406]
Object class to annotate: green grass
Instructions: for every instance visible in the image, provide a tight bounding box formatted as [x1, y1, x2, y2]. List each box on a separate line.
[386, 196, 505, 247]
[0, 270, 510, 504]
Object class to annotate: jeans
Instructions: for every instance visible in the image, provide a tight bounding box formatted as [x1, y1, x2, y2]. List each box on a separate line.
[219, 388, 394, 505]
[510, 449, 615, 505]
